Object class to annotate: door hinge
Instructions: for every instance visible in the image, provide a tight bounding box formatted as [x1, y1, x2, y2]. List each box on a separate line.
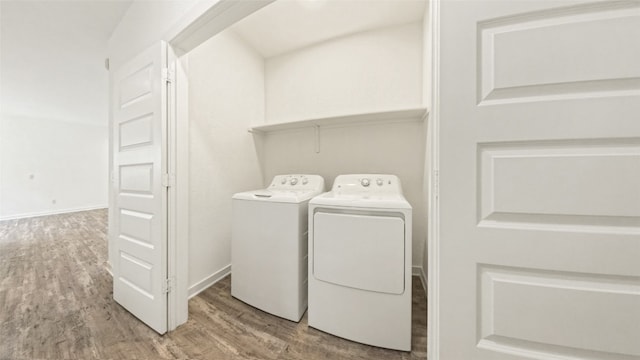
[162, 173, 175, 188]
[162, 277, 174, 294]
[162, 68, 175, 84]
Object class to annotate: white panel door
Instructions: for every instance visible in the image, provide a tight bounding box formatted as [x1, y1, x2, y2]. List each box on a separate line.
[438, 1, 640, 359]
[112, 42, 168, 334]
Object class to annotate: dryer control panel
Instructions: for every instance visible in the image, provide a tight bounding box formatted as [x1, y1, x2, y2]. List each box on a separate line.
[269, 174, 325, 192]
[332, 174, 403, 195]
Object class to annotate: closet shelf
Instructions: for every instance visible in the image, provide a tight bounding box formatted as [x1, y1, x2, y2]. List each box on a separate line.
[248, 107, 428, 134]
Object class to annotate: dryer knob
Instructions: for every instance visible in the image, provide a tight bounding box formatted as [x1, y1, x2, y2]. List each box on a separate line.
[302, 178, 308, 185]
[281, 178, 287, 184]
[361, 178, 370, 187]
[376, 178, 384, 186]
[290, 178, 298, 185]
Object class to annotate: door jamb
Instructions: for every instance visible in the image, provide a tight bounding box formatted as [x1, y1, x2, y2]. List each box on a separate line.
[427, 0, 441, 358]
[167, 45, 189, 330]
[165, 0, 274, 331]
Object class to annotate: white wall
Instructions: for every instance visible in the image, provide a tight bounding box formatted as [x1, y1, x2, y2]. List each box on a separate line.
[261, 22, 427, 267]
[107, 1, 430, 290]
[0, 114, 108, 220]
[187, 31, 265, 294]
[262, 121, 426, 267]
[1, 1, 128, 126]
[0, 1, 117, 220]
[185, 19, 427, 290]
[107, 0, 199, 71]
[265, 22, 423, 123]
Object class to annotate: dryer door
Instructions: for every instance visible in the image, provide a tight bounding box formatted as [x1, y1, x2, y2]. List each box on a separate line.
[313, 212, 405, 295]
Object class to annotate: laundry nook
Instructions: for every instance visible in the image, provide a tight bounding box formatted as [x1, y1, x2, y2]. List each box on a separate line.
[178, 0, 431, 355]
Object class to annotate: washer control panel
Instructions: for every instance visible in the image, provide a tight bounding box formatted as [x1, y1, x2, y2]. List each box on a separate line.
[269, 174, 325, 191]
[333, 174, 403, 195]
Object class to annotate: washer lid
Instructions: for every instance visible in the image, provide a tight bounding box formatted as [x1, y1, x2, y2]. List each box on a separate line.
[233, 189, 322, 203]
[233, 174, 326, 203]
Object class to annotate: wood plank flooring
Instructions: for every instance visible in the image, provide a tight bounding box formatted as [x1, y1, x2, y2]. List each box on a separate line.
[0, 209, 427, 359]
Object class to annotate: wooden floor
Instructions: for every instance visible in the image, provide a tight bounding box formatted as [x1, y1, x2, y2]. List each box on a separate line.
[0, 209, 427, 359]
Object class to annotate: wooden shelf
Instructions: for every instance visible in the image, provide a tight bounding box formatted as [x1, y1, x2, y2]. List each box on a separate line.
[248, 107, 428, 134]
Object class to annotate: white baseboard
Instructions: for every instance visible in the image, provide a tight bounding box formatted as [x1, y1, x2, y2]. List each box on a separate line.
[105, 261, 113, 277]
[105, 260, 231, 300]
[109, 262, 420, 299]
[0, 204, 108, 221]
[412, 265, 427, 292]
[188, 264, 231, 299]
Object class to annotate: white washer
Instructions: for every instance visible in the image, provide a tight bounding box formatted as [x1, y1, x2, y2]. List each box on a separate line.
[232, 174, 325, 322]
[308, 174, 412, 351]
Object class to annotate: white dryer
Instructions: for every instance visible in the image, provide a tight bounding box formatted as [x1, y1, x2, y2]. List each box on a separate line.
[232, 174, 325, 322]
[308, 174, 412, 351]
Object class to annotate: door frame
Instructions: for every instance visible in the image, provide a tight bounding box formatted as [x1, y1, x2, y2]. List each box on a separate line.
[164, 1, 441, 353]
[167, 45, 188, 329]
[165, 0, 276, 331]
[426, 0, 441, 358]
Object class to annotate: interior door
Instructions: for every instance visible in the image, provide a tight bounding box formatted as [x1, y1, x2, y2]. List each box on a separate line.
[112, 41, 168, 334]
[438, 1, 640, 359]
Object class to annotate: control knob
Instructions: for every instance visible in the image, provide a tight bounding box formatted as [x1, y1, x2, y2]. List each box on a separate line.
[361, 178, 370, 187]
[290, 178, 298, 185]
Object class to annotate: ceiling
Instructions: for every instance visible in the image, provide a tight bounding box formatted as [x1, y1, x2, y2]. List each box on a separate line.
[231, 0, 427, 58]
[0, 0, 427, 125]
[0, 0, 132, 125]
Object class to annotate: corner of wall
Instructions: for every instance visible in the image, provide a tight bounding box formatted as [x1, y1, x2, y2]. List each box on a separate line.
[412, 265, 427, 292]
[188, 264, 231, 299]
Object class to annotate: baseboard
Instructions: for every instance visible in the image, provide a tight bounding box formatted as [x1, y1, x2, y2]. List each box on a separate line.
[188, 264, 232, 299]
[412, 266, 427, 293]
[0, 205, 108, 221]
[105, 261, 113, 277]
[106, 259, 231, 301]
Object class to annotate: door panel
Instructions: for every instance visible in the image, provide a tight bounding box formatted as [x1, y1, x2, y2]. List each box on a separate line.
[439, 1, 640, 359]
[478, 2, 640, 104]
[479, 265, 640, 357]
[112, 42, 167, 334]
[478, 139, 640, 232]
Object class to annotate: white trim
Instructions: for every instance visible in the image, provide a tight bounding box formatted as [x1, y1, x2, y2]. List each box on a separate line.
[427, 0, 441, 359]
[412, 266, 427, 293]
[167, 0, 274, 56]
[105, 261, 113, 277]
[166, 44, 184, 332]
[166, 0, 272, 332]
[0, 205, 107, 221]
[249, 107, 427, 133]
[167, 46, 190, 331]
[188, 265, 232, 299]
